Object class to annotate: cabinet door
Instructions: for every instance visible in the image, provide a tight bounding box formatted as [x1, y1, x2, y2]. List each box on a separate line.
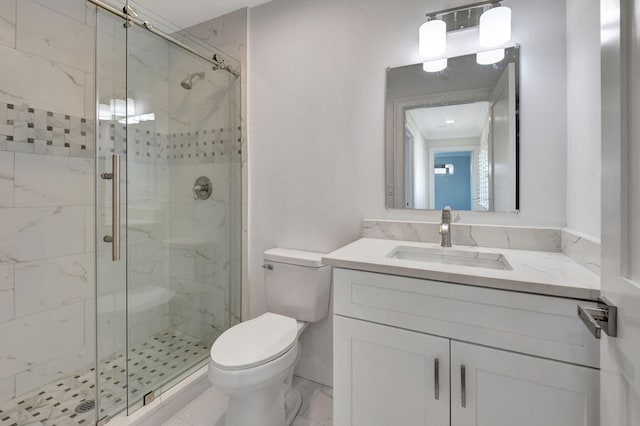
[334, 315, 450, 426]
[450, 341, 599, 426]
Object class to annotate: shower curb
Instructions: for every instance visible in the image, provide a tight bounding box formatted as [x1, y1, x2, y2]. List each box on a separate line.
[107, 366, 210, 425]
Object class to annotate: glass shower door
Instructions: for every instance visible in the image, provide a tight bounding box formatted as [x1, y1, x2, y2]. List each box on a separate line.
[95, 7, 129, 421]
[96, 2, 242, 419]
[125, 18, 241, 412]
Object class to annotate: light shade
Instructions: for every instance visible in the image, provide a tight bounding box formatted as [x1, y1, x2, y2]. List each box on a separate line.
[423, 58, 447, 73]
[419, 19, 446, 59]
[476, 48, 505, 65]
[479, 6, 511, 48]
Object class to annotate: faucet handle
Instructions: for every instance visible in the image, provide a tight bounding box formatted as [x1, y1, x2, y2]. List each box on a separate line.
[442, 206, 452, 221]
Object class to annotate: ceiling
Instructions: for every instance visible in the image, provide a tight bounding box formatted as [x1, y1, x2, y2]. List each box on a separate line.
[133, 0, 272, 28]
[408, 102, 490, 141]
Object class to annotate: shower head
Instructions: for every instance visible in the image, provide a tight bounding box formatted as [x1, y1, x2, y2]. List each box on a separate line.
[180, 72, 205, 90]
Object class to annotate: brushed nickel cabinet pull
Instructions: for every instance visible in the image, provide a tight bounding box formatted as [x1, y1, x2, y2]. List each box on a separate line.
[461, 364, 466, 408]
[434, 358, 440, 400]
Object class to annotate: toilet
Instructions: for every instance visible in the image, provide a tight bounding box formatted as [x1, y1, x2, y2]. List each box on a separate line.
[208, 248, 332, 426]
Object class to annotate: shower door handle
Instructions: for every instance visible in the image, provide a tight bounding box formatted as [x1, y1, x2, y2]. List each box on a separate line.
[112, 154, 120, 261]
[102, 155, 121, 261]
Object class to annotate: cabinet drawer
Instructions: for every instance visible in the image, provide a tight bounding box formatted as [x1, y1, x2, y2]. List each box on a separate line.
[334, 268, 599, 368]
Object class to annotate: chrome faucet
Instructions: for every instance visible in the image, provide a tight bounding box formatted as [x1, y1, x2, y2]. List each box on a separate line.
[439, 206, 452, 248]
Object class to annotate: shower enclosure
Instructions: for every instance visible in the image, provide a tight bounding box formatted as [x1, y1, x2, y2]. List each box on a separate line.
[0, 0, 241, 424]
[95, 1, 242, 421]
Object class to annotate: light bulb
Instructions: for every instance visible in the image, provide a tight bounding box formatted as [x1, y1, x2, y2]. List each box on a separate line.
[476, 48, 505, 65]
[479, 6, 511, 48]
[419, 19, 446, 59]
[423, 58, 447, 73]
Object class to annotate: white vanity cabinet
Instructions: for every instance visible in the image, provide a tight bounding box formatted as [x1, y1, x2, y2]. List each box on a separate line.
[334, 315, 450, 426]
[333, 268, 600, 426]
[450, 341, 598, 426]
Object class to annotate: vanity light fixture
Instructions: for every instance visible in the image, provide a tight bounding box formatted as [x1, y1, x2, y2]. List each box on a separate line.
[476, 48, 505, 65]
[445, 119, 456, 124]
[479, 3, 511, 48]
[419, 17, 447, 72]
[477, 3, 511, 65]
[419, 1, 512, 71]
[423, 58, 448, 72]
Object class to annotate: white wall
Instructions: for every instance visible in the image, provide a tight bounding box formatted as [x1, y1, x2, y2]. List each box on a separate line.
[566, 0, 601, 239]
[249, 0, 570, 385]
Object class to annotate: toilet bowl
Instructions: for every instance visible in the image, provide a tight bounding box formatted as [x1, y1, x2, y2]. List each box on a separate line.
[208, 248, 331, 426]
[209, 313, 307, 426]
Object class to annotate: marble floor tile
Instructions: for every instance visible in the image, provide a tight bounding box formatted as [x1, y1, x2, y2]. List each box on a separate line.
[162, 418, 192, 426]
[161, 376, 333, 426]
[169, 387, 227, 426]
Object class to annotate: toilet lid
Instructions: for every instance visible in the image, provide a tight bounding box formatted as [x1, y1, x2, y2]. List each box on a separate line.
[210, 313, 298, 370]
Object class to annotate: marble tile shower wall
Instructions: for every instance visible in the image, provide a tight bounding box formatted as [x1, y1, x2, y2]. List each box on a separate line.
[0, 0, 97, 405]
[0, 0, 241, 407]
[96, 119, 239, 353]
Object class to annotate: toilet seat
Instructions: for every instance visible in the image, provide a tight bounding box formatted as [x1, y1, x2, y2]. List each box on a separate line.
[211, 312, 298, 371]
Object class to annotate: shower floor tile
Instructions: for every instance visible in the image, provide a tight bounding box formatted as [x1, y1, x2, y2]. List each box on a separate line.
[99, 329, 212, 417]
[0, 369, 96, 426]
[0, 328, 211, 426]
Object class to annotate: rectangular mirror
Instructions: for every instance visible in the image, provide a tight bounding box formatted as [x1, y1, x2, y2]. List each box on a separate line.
[385, 47, 519, 212]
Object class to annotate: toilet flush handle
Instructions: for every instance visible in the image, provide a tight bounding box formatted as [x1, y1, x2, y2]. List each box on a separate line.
[262, 264, 274, 270]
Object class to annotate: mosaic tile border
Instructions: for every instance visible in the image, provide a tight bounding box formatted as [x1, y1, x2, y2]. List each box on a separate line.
[0, 102, 95, 158]
[98, 121, 242, 165]
[0, 102, 242, 165]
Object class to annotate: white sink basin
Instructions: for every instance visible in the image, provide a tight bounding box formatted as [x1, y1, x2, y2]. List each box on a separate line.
[387, 245, 512, 270]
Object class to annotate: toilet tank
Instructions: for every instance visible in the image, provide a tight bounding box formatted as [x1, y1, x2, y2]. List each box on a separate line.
[263, 248, 332, 323]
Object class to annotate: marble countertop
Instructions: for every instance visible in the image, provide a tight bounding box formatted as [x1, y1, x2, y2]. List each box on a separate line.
[322, 238, 600, 300]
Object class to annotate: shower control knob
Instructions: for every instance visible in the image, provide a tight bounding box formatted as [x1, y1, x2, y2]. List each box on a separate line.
[193, 176, 213, 200]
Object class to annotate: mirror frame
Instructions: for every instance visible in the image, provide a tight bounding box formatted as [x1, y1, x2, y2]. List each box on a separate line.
[384, 46, 520, 213]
